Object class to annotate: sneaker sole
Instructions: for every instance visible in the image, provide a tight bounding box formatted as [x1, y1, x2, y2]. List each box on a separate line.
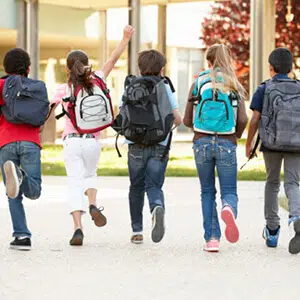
[10, 245, 31, 251]
[131, 239, 144, 245]
[151, 207, 165, 243]
[221, 209, 239, 243]
[289, 220, 300, 254]
[90, 209, 107, 227]
[4, 161, 20, 199]
[203, 247, 219, 253]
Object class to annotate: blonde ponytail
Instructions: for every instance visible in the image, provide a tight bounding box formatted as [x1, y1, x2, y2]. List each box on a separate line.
[206, 44, 247, 101]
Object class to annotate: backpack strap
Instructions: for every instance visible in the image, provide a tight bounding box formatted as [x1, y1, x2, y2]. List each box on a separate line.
[163, 76, 175, 93]
[45, 103, 56, 121]
[115, 133, 122, 158]
[161, 131, 173, 161]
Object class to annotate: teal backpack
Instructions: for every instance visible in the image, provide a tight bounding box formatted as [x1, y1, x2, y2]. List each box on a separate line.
[192, 70, 239, 135]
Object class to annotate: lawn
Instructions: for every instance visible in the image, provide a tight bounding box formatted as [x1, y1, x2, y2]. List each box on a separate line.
[41, 142, 282, 180]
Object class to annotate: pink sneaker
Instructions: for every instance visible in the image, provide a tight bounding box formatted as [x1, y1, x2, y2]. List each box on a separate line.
[221, 206, 239, 243]
[203, 239, 220, 252]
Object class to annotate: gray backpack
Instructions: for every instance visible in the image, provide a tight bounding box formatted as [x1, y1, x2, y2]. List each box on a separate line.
[112, 75, 175, 156]
[259, 78, 300, 152]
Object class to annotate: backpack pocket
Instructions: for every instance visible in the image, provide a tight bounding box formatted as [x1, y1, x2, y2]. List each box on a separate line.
[77, 94, 113, 131]
[127, 102, 155, 126]
[195, 99, 232, 133]
[275, 110, 300, 147]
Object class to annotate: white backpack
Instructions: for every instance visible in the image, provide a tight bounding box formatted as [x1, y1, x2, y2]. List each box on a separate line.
[57, 74, 114, 134]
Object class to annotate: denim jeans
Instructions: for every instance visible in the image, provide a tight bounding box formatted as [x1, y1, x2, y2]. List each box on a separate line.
[0, 142, 42, 238]
[128, 144, 169, 233]
[193, 137, 238, 241]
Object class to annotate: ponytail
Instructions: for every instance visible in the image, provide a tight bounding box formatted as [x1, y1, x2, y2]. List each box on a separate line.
[206, 44, 247, 101]
[66, 50, 93, 91]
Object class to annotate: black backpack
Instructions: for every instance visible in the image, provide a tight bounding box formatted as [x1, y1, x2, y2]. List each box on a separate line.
[112, 75, 175, 156]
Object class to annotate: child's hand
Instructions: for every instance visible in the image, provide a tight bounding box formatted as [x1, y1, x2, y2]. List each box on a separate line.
[123, 25, 135, 42]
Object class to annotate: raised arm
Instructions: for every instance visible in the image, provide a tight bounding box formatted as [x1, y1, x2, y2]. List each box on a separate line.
[100, 25, 135, 79]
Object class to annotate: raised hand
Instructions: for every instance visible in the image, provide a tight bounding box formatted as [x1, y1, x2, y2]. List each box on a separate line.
[123, 25, 135, 42]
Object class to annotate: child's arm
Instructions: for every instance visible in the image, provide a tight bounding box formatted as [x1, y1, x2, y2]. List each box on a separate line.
[235, 99, 248, 139]
[100, 25, 135, 79]
[183, 82, 196, 128]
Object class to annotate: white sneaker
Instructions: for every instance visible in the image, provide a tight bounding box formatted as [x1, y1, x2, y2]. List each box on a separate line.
[3, 161, 23, 199]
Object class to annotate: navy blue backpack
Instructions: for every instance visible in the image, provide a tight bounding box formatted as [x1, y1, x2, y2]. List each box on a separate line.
[1, 75, 49, 126]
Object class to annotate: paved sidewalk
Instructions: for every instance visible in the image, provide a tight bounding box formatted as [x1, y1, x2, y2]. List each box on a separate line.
[0, 177, 299, 300]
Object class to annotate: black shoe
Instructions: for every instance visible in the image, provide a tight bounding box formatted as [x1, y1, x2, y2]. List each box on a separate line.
[89, 205, 107, 227]
[3, 161, 23, 199]
[289, 219, 300, 254]
[151, 206, 165, 243]
[10, 237, 31, 251]
[70, 229, 84, 246]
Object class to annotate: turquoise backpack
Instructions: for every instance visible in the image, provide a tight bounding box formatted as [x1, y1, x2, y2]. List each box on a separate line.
[192, 70, 239, 135]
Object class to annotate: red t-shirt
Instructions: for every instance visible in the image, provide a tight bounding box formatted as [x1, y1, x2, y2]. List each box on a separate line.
[0, 78, 41, 148]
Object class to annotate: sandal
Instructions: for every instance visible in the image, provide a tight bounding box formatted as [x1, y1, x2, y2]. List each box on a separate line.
[89, 205, 107, 227]
[131, 234, 143, 244]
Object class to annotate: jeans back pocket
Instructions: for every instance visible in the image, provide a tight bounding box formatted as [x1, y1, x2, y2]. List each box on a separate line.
[218, 144, 237, 166]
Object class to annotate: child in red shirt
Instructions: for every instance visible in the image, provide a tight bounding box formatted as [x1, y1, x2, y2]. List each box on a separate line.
[0, 48, 43, 251]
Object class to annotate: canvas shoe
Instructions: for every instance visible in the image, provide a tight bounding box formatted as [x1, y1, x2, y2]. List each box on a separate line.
[3, 161, 23, 199]
[10, 237, 31, 251]
[289, 217, 300, 254]
[262, 226, 280, 248]
[151, 206, 165, 243]
[203, 239, 220, 252]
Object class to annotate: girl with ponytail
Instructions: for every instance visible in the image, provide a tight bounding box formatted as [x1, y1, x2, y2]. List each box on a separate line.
[183, 44, 248, 252]
[50, 25, 134, 246]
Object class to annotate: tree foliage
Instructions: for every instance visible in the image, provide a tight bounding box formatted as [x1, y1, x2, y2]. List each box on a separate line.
[201, 0, 300, 91]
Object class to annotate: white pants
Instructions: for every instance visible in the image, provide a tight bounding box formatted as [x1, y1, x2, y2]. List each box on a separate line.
[63, 137, 101, 213]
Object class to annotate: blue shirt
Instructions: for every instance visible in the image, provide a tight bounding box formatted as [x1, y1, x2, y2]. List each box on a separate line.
[250, 73, 290, 151]
[120, 83, 178, 146]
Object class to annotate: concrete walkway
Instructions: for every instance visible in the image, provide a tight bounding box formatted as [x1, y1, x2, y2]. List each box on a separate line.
[0, 177, 299, 300]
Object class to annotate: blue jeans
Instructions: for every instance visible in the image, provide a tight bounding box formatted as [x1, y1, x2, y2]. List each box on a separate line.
[0, 142, 42, 238]
[193, 137, 238, 241]
[128, 144, 169, 233]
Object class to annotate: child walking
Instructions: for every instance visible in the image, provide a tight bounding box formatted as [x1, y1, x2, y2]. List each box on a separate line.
[51, 25, 134, 246]
[246, 48, 300, 254]
[183, 44, 248, 252]
[113, 50, 182, 244]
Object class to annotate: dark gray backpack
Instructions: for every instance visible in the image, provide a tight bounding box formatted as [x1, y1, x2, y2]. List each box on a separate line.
[259, 78, 300, 152]
[1, 75, 49, 126]
[112, 75, 175, 156]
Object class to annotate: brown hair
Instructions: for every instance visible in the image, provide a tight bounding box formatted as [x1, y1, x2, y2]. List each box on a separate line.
[138, 50, 166, 76]
[206, 44, 247, 101]
[66, 50, 93, 91]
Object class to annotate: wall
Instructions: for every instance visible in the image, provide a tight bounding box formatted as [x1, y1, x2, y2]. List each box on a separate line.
[39, 4, 94, 37]
[0, 0, 17, 29]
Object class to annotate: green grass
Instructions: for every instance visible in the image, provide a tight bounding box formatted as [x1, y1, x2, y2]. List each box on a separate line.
[39, 143, 278, 180]
[0, 142, 281, 180]
[279, 197, 288, 211]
